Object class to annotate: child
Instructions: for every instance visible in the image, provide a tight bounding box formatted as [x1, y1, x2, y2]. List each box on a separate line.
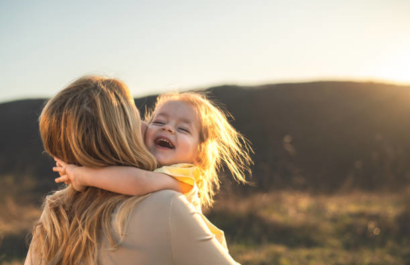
[54, 92, 253, 250]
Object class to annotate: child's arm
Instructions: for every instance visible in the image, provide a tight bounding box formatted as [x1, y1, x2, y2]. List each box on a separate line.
[53, 157, 192, 195]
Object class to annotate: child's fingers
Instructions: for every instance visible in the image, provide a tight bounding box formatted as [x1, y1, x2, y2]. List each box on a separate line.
[53, 166, 66, 176]
[55, 175, 70, 184]
[53, 167, 66, 174]
[54, 157, 67, 167]
[52, 167, 64, 172]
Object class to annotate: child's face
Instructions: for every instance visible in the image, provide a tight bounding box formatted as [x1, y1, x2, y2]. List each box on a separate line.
[145, 100, 201, 167]
[141, 121, 148, 137]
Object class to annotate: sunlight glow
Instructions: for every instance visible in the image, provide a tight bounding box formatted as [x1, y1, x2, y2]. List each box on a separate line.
[380, 61, 410, 84]
[375, 49, 410, 85]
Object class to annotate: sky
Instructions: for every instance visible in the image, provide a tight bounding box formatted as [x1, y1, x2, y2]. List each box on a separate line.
[0, 0, 409, 103]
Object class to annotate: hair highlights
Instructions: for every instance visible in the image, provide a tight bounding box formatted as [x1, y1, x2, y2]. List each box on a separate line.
[31, 76, 157, 264]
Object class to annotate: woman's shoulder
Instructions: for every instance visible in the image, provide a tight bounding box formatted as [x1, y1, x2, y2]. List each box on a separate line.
[146, 189, 184, 202]
[128, 190, 190, 214]
[125, 190, 194, 221]
[119, 191, 194, 239]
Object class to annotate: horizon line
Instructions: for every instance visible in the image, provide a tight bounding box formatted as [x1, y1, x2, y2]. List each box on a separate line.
[1, 77, 409, 104]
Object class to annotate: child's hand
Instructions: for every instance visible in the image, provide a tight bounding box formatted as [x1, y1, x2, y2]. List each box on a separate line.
[53, 157, 87, 192]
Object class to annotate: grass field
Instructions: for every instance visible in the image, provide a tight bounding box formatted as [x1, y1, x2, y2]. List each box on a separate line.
[1, 190, 409, 265]
[208, 191, 410, 265]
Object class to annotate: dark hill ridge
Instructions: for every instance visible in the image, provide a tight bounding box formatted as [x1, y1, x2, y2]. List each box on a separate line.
[1, 81, 410, 203]
[206, 81, 410, 192]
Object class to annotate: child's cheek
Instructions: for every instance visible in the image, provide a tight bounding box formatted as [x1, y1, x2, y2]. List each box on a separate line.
[141, 122, 148, 139]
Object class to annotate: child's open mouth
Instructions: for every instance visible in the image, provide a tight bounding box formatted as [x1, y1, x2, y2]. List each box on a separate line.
[155, 138, 175, 149]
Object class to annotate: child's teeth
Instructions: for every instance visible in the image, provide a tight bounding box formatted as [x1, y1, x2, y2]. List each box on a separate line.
[157, 138, 174, 148]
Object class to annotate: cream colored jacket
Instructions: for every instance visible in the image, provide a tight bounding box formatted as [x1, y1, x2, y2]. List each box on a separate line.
[98, 190, 238, 265]
[25, 190, 238, 265]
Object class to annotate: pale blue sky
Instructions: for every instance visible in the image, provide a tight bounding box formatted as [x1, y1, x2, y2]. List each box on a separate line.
[1, 0, 409, 102]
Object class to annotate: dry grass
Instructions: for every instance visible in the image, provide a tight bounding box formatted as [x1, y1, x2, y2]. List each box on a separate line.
[207, 191, 410, 265]
[1, 191, 410, 265]
[0, 197, 41, 236]
[0, 197, 41, 265]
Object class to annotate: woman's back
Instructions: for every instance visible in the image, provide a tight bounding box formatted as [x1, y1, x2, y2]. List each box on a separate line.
[99, 190, 237, 265]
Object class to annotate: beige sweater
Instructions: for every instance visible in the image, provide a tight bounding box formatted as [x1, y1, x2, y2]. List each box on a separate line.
[25, 190, 238, 265]
[98, 190, 239, 265]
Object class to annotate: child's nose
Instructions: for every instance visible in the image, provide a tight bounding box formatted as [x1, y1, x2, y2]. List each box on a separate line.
[162, 124, 175, 133]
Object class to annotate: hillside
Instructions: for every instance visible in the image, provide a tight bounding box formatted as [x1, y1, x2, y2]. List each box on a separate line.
[2, 81, 410, 263]
[1, 81, 410, 205]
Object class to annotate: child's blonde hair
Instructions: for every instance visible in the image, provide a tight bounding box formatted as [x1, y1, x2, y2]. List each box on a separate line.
[146, 92, 253, 207]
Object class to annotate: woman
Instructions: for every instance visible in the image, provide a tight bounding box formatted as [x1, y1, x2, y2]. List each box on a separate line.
[25, 76, 238, 265]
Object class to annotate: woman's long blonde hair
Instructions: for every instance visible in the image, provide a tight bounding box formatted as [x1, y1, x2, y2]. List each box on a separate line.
[146, 92, 253, 208]
[31, 76, 157, 265]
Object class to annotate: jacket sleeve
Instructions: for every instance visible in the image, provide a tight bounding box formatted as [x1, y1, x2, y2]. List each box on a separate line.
[169, 193, 240, 265]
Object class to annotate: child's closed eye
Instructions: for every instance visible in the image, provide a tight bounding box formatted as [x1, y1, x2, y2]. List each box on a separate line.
[178, 127, 190, 133]
[152, 120, 165, 125]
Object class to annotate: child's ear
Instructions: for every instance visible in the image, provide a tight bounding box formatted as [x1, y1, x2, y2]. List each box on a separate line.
[195, 157, 202, 165]
[195, 146, 203, 165]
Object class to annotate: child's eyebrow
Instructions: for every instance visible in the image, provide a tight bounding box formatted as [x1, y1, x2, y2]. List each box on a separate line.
[179, 118, 193, 124]
[155, 112, 168, 118]
[156, 113, 193, 125]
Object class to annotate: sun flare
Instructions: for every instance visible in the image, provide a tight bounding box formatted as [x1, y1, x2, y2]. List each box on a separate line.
[376, 54, 410, 85]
